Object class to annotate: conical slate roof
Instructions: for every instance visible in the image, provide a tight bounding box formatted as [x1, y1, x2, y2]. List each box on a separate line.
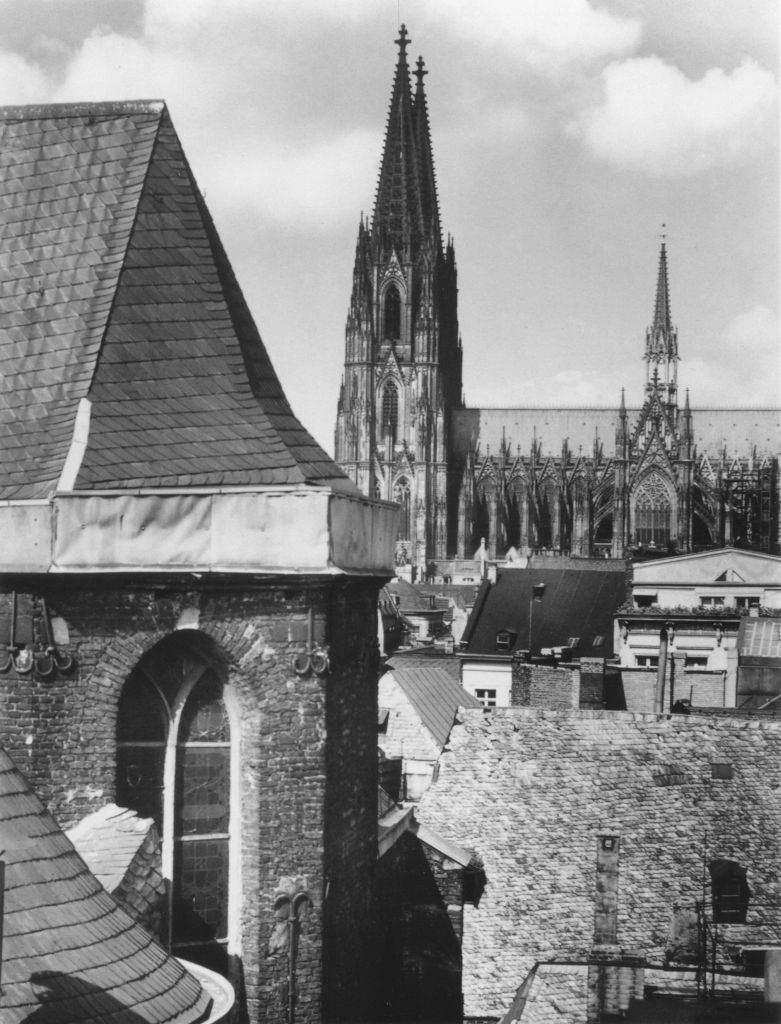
[0, 746, 212, 1023]
[0, 101, 355, 500]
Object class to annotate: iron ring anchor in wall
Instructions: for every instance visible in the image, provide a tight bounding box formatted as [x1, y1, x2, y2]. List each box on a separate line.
[292, 646, 330, 677]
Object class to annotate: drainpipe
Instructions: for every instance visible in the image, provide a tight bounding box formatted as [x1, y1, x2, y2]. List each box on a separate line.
[655, 625, 669, 713]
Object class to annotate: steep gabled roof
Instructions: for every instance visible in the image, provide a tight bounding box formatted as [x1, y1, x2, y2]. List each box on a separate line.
[0, 101, 355, 499]
[461, 566, 628, 659]
[0, 746, 211, 1023]
[387, 664, 481, 750]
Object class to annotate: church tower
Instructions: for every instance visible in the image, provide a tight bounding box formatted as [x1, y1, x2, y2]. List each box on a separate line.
[334, 25, 462, 574]
[614, 240, 694, 556]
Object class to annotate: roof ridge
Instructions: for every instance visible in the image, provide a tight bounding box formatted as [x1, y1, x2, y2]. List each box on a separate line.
[0, 100, 165, 120]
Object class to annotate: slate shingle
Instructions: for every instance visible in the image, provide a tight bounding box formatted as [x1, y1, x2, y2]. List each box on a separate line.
[0, 101, 356, 498]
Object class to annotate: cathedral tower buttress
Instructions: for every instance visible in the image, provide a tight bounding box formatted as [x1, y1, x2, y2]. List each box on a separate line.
[335, 25, 462, 573]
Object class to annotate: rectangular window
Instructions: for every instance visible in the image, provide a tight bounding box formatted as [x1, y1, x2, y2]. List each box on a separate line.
[735, 596, 760, 609]
[685, 655, 709, 668]
[475, 688, 497, 708]
[592, 635, 605, 648]
[635, 594, 658, 608]
[711, 763, 734, 780]
[635, 655, 659, 668]
[699, 596, 725, 607]
[567, 637, 581, 648]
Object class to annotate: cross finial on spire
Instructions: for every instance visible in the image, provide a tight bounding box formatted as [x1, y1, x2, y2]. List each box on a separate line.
[660, 222, 667, 244]
[395, 24, 410, 59]
[415, 55, 428, 88]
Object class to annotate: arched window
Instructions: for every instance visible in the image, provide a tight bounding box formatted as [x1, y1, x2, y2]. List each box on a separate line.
[384, 285, 401, 340]
[634, 473, 673, 548]
[382, 381, 399, 445]
[117, 634, 234, 975]
[394, 476, 411, 541]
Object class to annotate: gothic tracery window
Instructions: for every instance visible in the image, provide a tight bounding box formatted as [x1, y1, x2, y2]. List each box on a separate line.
[384, 284, 401, 340]
[394, 476, 411, 541]
[117, 634, 234, 975]
[634, 473, 673, 548]
[382, 381, 399, 445]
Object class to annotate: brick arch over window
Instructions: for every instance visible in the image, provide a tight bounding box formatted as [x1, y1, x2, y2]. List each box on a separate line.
[115, 629, 240, 976]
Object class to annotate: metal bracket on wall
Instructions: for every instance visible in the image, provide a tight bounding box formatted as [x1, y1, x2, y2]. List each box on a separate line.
[291, 607, 330, 677]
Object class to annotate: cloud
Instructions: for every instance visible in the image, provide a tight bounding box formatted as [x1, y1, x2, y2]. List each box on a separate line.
[573, 55, 778, 174]
[422, 0, 641, 74]
[0, 50, 49, 103]
[196, 130, 379, 228]
[678, 306, 780, 405]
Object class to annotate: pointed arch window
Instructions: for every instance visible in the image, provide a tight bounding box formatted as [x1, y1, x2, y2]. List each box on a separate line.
[634, 473, 672, 548]
[384, 284, 401, 341]
[394, 476, 411, 541]
[117, 635, 235, 975]
[382, 381, 399, 446]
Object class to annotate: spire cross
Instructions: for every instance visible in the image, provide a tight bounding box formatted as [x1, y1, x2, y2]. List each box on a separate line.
[659, 222, 667, 244]
[395, 24, 410, 59]
[415, 56, 428, 87]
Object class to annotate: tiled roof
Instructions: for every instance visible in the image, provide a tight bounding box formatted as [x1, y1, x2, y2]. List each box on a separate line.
[388, 664, 481, 749]
[460, 566, 627, 658]
[386, 647, 462, 682]
[500, 963, 587, 1024]
[67, 804, 154, 895]
[739, 617, 781, 661]
[0, 102, 355, 498]
[0, 746, 211, 1023]
[417, 708, 781, 1017]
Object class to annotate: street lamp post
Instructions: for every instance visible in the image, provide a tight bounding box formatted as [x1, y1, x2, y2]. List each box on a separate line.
[528, 582, 546, 658]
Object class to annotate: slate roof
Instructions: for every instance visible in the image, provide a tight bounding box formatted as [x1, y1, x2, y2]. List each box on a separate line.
[0, 746, 211, 1023]
[67, 803, 157, 898]
[417, 708, 781, 1017]
[386, 647, 462, 682]
[460, 565, 628, 659]
[0, 102, 355, 499]
[386, 664, 481, 749]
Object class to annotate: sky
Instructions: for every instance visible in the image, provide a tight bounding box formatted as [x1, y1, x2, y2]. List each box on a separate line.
[0, 0, 778, 454]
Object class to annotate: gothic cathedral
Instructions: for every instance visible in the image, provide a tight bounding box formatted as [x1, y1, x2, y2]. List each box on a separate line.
[335, 27, 780, 574]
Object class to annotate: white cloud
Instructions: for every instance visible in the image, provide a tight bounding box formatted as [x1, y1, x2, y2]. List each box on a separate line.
[198, 130, 379, 228]
[425, 0, 641, 72]
[573, 55, 778, 174]
[0, 51, 49, 103]
[678, 306, 780, 405]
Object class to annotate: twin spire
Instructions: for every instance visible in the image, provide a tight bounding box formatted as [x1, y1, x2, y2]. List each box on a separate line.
[371, 24, 442, 256]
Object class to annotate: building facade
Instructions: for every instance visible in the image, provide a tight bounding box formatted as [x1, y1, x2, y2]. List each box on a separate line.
[335, 28, 780, 574]
[0, 100, 396, 1024]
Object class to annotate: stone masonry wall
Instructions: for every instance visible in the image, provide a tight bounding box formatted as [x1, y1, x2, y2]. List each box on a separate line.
[417, 708, 781, 1018]
[0, 577, 381, 1024]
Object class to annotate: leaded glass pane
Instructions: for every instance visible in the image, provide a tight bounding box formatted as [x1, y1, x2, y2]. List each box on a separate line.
[116, 745, 166, 830]
[175, 746, 230, 836]
[172, 837, 229, 942]
[178, 671, 229, 743]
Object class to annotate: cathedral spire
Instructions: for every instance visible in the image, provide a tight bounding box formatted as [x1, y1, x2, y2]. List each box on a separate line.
[372, 24, 425, 258]
[644, 236, 678, 406]
[413, 54, 442, 248]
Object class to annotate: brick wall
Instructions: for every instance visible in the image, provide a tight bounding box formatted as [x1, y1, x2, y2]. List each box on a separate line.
[0, 577, 381, 1024]
[511, 661, 579, 709]
[417, 708, 781, 1017]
